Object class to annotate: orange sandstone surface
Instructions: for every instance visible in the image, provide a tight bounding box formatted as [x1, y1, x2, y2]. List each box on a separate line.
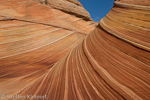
[0, 0, 150, 100]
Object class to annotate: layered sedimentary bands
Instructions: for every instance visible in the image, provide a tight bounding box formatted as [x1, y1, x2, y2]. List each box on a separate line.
[0, 0, 150, 100]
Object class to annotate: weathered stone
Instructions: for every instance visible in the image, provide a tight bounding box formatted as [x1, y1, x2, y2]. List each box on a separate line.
[0, 0, 149, 100]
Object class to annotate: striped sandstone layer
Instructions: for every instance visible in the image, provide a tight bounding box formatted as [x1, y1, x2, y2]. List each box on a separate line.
[0, 0, 150, 100]
[0, 0, 97, 98]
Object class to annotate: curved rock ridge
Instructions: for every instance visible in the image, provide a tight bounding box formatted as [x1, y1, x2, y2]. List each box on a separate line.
[0, 0, 97, 97]
[115, 0, 150, 6]
[33, 0, 91, 20]
[0, 0, 150, 100]
[0, 0, 97, 33]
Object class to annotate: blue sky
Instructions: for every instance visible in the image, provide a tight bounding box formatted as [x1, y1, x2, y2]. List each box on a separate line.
[78, 0, 115, 22]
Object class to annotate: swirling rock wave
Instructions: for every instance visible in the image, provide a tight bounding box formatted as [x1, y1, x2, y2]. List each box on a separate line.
[0, 0, 150, 100]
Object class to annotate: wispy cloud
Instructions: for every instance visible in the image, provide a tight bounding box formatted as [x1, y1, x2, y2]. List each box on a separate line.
[94, 17, 100, 22]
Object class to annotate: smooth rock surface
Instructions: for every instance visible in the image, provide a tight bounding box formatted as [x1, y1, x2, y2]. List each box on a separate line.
[0, 0, 97, 97]
[0, 0, 150, 100]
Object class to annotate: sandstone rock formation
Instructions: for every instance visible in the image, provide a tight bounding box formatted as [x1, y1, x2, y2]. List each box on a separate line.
[34, 0, 91, 20]
[0, 0, 150, 100]
[0, 0, 97, 97]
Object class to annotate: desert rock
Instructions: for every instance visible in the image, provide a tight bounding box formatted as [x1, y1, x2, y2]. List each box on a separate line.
[0, 0, 150, 100]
